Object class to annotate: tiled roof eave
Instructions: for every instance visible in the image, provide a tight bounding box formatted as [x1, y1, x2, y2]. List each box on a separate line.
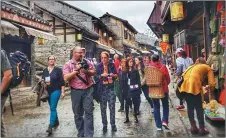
[1, 1, 51, 26]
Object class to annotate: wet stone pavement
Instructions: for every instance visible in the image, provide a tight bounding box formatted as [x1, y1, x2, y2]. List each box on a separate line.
[3, 90, 189, 137]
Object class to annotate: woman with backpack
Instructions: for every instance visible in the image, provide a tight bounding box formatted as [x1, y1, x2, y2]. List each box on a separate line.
[150, 54, 170, 130]
[135, 56, 154, 114]
[42, 55, 65, 135]
[124, 57, 141, 123]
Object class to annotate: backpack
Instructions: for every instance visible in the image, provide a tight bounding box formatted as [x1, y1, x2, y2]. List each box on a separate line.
[8, 51, 31, 88]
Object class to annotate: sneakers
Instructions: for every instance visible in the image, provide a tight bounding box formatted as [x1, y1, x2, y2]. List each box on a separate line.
[157, 127, 162, 131]
[162, 122, 169, 130]
[199, 128, 209, 136]
[176, 105, 185, 110]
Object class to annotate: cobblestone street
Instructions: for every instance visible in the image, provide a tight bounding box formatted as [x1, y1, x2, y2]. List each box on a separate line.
[3, 84, 188, 137]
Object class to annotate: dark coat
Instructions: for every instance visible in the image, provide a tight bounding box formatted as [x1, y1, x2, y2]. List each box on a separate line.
[96, 62, 117, 92]
[118, 70, 129, 99]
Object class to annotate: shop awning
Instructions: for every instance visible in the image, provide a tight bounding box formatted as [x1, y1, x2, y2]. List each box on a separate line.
[13, 23, 57, 40]
[151, 50, 158, 55]
[141, 50, 151, 54]
[1, 20, 19, 36]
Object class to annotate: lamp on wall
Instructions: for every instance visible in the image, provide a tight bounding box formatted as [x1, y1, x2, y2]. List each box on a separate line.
[162, 34, 169, 42]
[38, 37, 44, 45]
[77, 33, 82, 40]
[170, 2, 184, 21]
[109, 37, 112, 41]
[103, 32, 107, 37]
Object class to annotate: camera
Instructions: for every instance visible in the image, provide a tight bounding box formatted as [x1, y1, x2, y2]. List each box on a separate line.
[78, 60, 89, 70]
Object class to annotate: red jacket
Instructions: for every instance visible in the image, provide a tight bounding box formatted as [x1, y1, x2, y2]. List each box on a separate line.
[114, 59, 120, 73]
[150, 62, 170, 93]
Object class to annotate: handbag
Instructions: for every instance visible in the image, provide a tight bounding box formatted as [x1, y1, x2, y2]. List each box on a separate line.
[177, 65, 194, 88]
[176, 65, 194, 100]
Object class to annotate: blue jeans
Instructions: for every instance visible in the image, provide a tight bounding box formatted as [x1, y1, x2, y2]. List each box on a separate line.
[48, 90, 61, 127]
[152, 93, 169, 128]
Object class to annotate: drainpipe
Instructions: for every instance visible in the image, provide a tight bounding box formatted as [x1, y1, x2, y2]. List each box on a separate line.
[203, 1, 211, 58]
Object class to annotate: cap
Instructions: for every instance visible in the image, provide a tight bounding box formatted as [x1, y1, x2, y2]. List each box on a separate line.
[176, 48, 184, 53]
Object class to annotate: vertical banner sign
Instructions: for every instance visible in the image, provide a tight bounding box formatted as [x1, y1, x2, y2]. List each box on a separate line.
[160, 42, 169, 55]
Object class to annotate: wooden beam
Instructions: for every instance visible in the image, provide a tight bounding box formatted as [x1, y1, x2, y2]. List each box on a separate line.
[55, 24, 64, 27]
[55, 26, 75, 29]
[55, 32, 76, 36]
[53, 17, 55, 35]
[47, 20, 53, 22]
[64, 23, 66, 43]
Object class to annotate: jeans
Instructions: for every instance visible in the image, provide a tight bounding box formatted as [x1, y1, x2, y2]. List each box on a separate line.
[184, 93, 205, 128]
[141, 85, 154, 108]
[100, 85, 116, 127]
[71, 87, 94, 137]
[1, 94, 8, 137]
[152, 93, 169, 128]
[48, 90, 61, 127]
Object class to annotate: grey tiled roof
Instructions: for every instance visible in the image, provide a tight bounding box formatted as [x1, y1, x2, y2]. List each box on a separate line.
[1, 1, 50, 26]
[135, 33, 157, 46]
[34, 1, 99, 39]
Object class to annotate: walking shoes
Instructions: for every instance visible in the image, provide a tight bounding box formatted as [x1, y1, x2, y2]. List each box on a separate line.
[176, 105, 185, 110]
[199, 128, 209, 136]
[162, 121, 169, 130]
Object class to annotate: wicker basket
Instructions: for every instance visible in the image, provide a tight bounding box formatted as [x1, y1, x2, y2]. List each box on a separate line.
[149, 86, 165, 99]
[144, 67, 163, 86]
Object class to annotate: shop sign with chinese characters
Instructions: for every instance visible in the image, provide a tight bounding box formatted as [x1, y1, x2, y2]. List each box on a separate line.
[1, 11, 51, 31]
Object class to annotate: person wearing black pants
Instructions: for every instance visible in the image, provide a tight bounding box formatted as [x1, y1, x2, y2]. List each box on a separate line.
[179, 58, 215, 136]
[141, 84, 154, 112]
[135, 57, 154, 114]
[184, 93, 205, 132]
[124, 57, 141, 123]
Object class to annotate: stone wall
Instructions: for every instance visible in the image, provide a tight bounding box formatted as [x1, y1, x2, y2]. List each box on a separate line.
[34, 38, 81, 66]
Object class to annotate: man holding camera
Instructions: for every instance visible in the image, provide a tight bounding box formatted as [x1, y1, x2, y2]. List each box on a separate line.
[63, 46, 96, 137]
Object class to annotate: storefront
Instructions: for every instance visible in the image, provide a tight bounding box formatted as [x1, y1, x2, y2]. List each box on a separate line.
[1, 1, 57, 87]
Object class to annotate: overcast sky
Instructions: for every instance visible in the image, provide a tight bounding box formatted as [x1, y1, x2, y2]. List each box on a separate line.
[65, 1, 155, 34]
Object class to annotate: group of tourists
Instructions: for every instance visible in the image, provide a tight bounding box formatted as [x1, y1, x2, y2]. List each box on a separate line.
[40, 46, 171, 137]
[1, 45, 215, 137]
